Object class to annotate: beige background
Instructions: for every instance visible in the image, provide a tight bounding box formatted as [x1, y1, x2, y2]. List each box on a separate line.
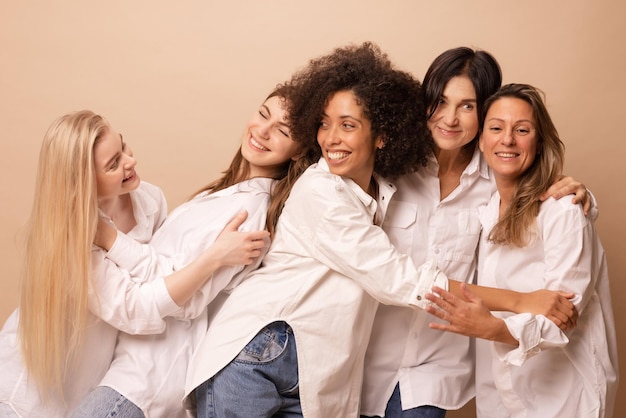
[1, 1, 624, 416]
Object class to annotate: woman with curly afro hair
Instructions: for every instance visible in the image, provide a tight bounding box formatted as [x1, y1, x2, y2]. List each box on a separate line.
[184, 42, 451, 417]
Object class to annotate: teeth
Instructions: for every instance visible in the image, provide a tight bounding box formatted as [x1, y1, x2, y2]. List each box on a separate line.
[328, 151, 349, 160]
[497, 153, 517, 158]
[250, 137, 269, 151]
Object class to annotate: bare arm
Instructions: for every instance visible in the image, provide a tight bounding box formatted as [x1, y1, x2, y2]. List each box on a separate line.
[426, 284, 518, 345]
[165, 211, 269, 305]
[447, 279, 577, 331]
[95, 210, 269, 307]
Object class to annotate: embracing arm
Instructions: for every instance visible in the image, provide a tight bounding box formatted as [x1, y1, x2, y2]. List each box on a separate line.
[425, 201, 597, 364]
[426, 283, 518, 345]
[91, 211, 269, 330]
[165, 212, 269, 306]
[447, 280, 577, 330]
[540, 175, 597, 218]
[165, 211, 268, 306]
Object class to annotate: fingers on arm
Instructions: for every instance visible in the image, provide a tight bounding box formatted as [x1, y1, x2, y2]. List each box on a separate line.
[224, 210, 249, 231]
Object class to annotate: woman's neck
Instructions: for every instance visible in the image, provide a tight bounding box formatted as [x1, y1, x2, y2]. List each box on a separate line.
[495, 179, 518, 218]
[435, 145, 474, 200]
[98, 193, 136, 233]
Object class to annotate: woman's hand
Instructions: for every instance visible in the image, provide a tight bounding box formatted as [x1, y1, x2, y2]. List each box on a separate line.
[541, 175, 591, 215]
[425, 284, 517, 345]
[512, 289, 578, 331]
[210, 210, 270, 267]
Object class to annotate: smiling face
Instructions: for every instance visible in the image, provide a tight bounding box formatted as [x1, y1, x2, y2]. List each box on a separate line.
[317, 90, 382, 192]
[240, 95, 300, 178]
[93, 127, 140, 201]
[427, 75, 479, 152]
[479, 97, 538, 186]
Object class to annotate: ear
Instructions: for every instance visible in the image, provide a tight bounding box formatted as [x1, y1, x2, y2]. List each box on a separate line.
[375, 135, 385, 150]
[478, 133, 485, 153]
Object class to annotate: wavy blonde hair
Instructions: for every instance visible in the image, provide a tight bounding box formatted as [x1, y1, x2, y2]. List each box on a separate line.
[480, 84, 565, 246]
[18, 110, 109, 401]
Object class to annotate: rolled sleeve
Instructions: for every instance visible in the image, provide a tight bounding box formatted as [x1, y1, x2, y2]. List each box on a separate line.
[495, 313, 569, 366]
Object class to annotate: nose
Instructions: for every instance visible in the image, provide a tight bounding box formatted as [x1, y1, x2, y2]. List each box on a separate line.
[319, 124, 341, 146]
[123, 152, 137, 170]
[441, 106, 458, 126]
[500, 127, 516, 146]
[258, 120, 272, 139]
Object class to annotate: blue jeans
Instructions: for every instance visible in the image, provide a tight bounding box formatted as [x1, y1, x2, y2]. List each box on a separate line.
[385, 383, 446, 418]
[361, 383, 446, 418]
[195, 321, 301, 418]
[69, 386, 144, 418]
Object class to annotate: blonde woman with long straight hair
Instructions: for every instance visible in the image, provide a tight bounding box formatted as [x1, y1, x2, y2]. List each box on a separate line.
[0, 110, 266, 418]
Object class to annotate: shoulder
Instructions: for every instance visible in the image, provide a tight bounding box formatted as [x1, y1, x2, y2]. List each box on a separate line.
[291, 163, 337, 194]
[539, 195, 587, 229]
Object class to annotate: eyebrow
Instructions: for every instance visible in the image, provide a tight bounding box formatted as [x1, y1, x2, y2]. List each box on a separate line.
[263, 104, 290, 128]
[487, 117, 535, 124]
[322, 112, 364, 124]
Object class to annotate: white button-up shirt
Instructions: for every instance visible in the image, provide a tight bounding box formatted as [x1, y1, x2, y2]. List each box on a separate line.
[97, 178, 274, 418]
[184, 159, 441, 418]
[474, 192, 618, 418]
[0, 181, 167, 418]
[361, 148, 493, 414]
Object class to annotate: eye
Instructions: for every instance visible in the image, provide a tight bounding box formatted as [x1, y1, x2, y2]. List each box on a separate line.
[259, 110, 269, 120]
[342, 122, 355, 129]
[488, 126, 502, 132]
[110, 157, 120, 170]
[461, 103, 475, 111]
[319, 121, 329, 130]
[278, 128, 290, 138]
[515, 127, 531, 135]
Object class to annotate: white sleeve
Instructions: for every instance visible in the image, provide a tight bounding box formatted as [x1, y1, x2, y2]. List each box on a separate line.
[89, 248, 179, 334]
[494, 313, 569, 366]
[172, 194, 271, 319]
[287, 175, 447, 308]
[494, 201, 597, 365]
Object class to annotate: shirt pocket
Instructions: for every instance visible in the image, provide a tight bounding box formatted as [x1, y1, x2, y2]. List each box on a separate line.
[383, 200, 417, 254]
[440, 209, 482, 276]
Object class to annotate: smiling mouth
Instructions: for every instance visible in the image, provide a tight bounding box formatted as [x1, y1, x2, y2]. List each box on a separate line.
[123, 171, 135, 182]
[436, 126, 460, 136]
[327, 151, 350, 161]
[495, 152, 518, 158]
[250, 137, 269, 151]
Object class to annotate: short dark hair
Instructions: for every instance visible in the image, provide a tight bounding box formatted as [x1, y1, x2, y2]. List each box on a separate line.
[423, 47, 502, 123]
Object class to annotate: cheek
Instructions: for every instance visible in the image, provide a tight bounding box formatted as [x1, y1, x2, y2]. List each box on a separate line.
[461, 115, 479, 137]
[316, 130, 326, 146]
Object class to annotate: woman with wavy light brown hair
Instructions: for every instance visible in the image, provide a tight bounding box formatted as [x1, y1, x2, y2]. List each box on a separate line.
[425, 84, 618, 417]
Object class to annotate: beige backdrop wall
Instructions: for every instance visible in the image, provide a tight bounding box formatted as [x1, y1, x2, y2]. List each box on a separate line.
[1, 1, 624, 416]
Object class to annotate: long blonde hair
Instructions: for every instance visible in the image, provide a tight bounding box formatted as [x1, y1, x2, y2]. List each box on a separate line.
[18, 110, 109, 401]
[480, 84, 565, 246]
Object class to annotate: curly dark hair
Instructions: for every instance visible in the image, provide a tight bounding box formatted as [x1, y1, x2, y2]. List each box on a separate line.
[286, 41, 432, 179]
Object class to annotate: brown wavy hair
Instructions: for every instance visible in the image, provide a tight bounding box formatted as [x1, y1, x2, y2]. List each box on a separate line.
[480, 83, 565, 247]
